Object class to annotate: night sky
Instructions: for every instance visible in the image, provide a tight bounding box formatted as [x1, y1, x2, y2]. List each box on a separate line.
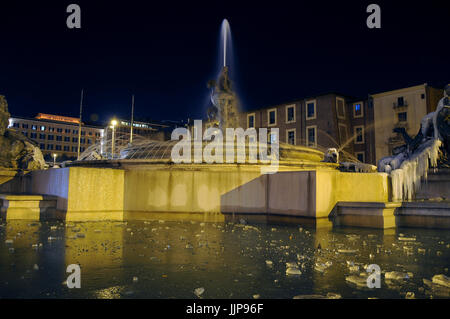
[0, 1, 448, 125]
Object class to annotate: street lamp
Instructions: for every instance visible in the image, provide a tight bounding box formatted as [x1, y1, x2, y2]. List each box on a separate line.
[111, 119, 117, 159]
[52, 153, 57, 166]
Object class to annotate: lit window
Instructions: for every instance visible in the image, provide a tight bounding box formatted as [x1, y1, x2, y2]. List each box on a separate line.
[40, 126, 46, 131]
[32, 125, 37, 130]
[354, 103, 363, 118]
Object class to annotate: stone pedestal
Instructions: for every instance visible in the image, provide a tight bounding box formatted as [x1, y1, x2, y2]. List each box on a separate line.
[0, 194, 57, 220]
[333, 201, 401, 229]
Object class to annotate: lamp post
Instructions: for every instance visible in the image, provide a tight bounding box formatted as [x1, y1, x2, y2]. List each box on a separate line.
[52, 153, 57, 166]
[111, 119, 117, 159]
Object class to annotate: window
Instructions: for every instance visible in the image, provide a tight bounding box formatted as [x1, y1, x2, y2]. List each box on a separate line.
[47, 135, 54, 141]
[22, 123, 28, 129]
[339, 124, 348, 145]
[397, 97, 404, 106]
[336, 98, 345, 119]
[306, 126, 317, 148]
[306, 100, 316, 120]
[354, 126, 365, 144]
[39, 134, 46, 140]
[80, 138, 85, 144]
[48, 127, 55, 132]
[81, 131, 86, 136]
[398, 112, 407, 122]
[56, 136, 62, 141]
[40, 126, 46, 131]
[55, 145, 62, 151]
[64, 146, 70, 151]
[30, 133, 37, 139]
[32, 125, 37, 130]
[65, 129, 71, 134]
[47, 144, 54, 150]
[88, 132, 93, 136]
[72, 146, 77, 152]
[57, 128, 63, 133]
[80, 147, 85, 152]
[247, 113, 255, 128]
[267, 108, 277, 126]
[22, 132, 28, 137]
[355, 152, 365, 163]
[64, 136, 70, 142]
[286, 105, 295, 123]
[87, 139, 92, 145]
[40, 144, 45, 150]
[353, 103, 363, 118]
[421, 93, 425, 100]
[72, 137, 78, 143]
[73, 129, 78, 135]
[286, 129, 296, 145]
[13, 123, 20, 128]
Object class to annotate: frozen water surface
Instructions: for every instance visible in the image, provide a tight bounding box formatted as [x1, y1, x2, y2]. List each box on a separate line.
[0, 220, 449, 299]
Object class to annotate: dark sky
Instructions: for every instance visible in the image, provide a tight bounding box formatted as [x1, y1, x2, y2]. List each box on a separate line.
[0, 1, 448, 124]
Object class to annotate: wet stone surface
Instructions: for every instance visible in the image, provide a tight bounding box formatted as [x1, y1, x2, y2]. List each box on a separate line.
[0, 220, 449, 299]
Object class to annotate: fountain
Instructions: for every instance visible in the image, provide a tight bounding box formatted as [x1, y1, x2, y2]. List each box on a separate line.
[207, 19, 240, 130]
[2, 21, 448, 231]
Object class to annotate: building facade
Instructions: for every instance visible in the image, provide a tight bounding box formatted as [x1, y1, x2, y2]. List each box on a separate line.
[238, 93, 374, 163]
[104, 118, 182, 149]
[370, 83, 443, 164]
[8, 113, 104, 161]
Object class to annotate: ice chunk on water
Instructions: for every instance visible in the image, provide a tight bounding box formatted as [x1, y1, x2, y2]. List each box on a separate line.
[432, 274, 450, 288]
[385, 271, 410, 280]
[194, 287, 205, 297]
[286, 267, 302, 276]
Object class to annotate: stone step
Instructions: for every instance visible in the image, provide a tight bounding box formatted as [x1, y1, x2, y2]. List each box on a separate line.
[0, 194, 58, 220]
[416, 170, 450, 200]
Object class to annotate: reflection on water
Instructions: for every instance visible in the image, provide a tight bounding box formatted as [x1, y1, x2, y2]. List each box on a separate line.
[0, 219, 449, 299]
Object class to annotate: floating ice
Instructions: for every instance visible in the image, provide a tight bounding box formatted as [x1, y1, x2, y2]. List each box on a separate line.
[286, 267, 302, 276]
[432, 274, 450, 288]
[194, 287, 205, 297]
[385, 271, 411, 280]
